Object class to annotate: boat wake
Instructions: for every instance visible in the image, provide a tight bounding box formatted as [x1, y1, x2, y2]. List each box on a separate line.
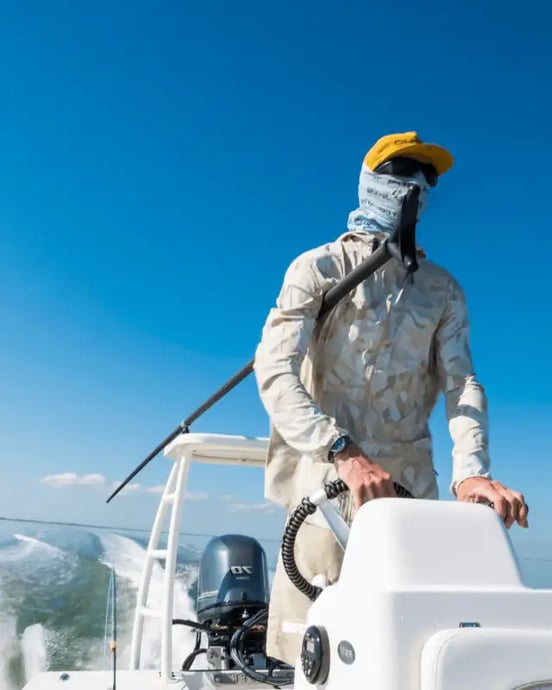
[0, 523, 200, 689]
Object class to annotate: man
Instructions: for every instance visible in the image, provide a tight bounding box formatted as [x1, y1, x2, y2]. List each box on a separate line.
[253, 131, 529, 666]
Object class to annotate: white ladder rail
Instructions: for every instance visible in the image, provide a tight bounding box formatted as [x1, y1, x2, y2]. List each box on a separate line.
[160, 454, 190, 681]
[129, 455, 189, 675]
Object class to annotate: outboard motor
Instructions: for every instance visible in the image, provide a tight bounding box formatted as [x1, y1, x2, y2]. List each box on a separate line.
[180, 533, 295, 686]
[197, 534, 270, 628]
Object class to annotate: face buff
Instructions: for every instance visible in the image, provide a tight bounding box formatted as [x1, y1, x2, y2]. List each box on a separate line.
[346, 161, 430, 238]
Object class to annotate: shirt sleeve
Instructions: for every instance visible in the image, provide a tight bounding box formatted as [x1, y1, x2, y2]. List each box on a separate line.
[253, 252, 348, 461]
[435, 277, 492, 495]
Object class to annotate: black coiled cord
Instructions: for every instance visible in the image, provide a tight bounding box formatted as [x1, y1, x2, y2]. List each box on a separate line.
[281, 479, 413, 601]
[229, 609, 294, 687]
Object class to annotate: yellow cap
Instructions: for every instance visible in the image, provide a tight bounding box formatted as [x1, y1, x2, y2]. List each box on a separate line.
[364, 131, 454, 176]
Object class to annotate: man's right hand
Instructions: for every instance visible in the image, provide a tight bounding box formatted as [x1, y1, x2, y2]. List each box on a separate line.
[334, 443, 397, 508]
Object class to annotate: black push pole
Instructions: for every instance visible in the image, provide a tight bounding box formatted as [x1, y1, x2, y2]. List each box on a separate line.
[106, 186, 420, 503]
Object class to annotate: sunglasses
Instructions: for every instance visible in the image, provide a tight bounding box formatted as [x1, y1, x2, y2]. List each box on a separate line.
[374, 156, 438, 187]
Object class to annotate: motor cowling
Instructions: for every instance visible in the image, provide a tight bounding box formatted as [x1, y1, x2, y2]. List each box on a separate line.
[196, 534, 270, 627]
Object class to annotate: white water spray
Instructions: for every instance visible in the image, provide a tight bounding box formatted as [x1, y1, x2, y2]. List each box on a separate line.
[0, 617, 19, 690]
[99, 533, 197, 671]
[21, 624, 48, 683]
[0, 617, 48, 690]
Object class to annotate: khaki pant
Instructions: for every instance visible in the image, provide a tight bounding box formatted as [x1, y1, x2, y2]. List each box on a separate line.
[266, 522, 344, 666]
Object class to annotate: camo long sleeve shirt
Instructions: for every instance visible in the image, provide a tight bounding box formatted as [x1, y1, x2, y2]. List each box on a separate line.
[253, 230, 491, 513]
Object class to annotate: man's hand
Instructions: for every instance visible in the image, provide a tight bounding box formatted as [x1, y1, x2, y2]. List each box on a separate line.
[456, 477, 529, 529]
[335, 443, 396, 508]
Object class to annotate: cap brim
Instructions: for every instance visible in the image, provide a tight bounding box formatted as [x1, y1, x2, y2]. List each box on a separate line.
[386, 142, 454, 176]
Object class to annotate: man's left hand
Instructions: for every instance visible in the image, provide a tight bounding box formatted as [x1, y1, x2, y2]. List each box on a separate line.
[456, 477, 529, 529]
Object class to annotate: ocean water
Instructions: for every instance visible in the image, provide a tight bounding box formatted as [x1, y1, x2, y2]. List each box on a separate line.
[0, 519, 257, 690]
[1, 519, 551, 690]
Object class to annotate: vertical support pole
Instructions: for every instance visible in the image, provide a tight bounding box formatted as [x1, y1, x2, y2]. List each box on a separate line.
[129, 461, 179, 669]
[160, 453, 191, 682]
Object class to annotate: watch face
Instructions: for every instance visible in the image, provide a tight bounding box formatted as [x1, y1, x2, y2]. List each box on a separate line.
[332, 436, 348, 453]
[328, 435, 351, 463]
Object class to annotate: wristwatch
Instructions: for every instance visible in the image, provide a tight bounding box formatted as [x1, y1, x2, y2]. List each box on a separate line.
[328, 434, 353, 463]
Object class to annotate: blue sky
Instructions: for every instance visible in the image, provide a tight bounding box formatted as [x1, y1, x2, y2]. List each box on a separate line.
[1, 0, 551, 562]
